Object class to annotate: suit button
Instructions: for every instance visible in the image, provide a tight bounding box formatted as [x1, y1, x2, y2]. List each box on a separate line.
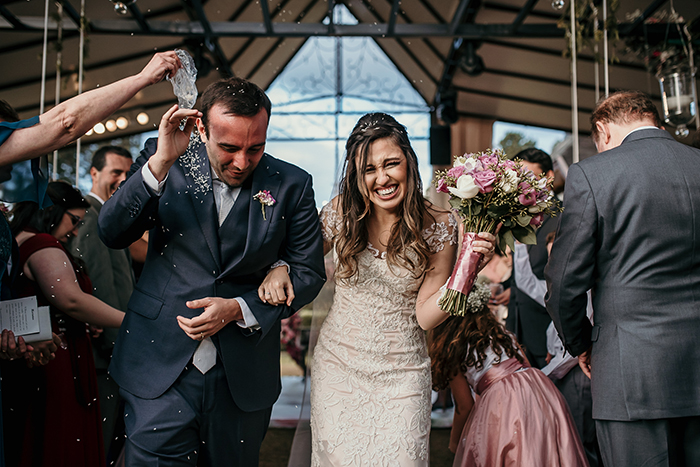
[215, 279, 223, 285]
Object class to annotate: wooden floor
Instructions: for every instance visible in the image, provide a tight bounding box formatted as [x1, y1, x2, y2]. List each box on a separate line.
[260, 427, 456, 467]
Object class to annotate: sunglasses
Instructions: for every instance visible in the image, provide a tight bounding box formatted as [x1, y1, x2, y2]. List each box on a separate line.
[65, 211, 84, 227]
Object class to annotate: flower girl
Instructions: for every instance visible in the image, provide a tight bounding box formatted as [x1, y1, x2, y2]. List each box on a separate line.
[429, 283, 589, 466]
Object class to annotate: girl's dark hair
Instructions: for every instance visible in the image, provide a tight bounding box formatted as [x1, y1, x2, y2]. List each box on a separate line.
[10, 181, 90, 237]
[428, 305, 524, 391]
[334, 112, 434, 282]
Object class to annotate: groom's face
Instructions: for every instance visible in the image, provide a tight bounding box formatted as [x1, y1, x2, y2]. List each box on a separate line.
[198, 103, 268, 187]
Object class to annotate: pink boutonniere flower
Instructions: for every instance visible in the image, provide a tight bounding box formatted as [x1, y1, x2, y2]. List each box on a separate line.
[253, 190, 276, 220]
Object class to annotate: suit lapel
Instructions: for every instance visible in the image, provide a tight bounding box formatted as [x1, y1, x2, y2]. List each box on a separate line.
[243, 155, 281, 261]
[179, 138, 222, 270]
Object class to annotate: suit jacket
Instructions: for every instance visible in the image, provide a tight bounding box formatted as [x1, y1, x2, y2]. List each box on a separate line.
[98, 138, 326, 412]
[507, 202, 559, 368]
[545, 129, 700, 421]
[70, 196, 135, 369]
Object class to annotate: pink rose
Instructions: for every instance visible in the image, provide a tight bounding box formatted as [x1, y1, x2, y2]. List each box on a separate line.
[530, 213, 544, 227]
[518, 183, 537, 206]
[479, 154, 498, 168]
[436, 178, 450, 193]
[502, 159, 516, 170]
[447, 166, 465, 179]
[473, 170, 497, 193]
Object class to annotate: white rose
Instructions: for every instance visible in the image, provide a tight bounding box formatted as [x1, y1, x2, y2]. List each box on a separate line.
[499, 169, 519, 193]
[448, 174, 480, 199]
[528, 204, 542, 214]
[453, 156, 467, 167]
[462, 157, 479, 172]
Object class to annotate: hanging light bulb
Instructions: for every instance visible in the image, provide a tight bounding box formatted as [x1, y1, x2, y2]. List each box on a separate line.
[94, 123, 106, 135]
[114, 2, 129, 15]
[551, 0, 565, 10]
[116, 116, 129, 129]
[105, 119, 117, 132]
[136, 112, 149, 125]
[85, 128, 94, 136]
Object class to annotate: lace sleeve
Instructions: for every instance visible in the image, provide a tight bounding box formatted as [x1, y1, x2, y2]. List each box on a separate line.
[319, 202, 340, 245]
[423, 211, 459, 253]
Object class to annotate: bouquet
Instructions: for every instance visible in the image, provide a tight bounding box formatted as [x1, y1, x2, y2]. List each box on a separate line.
[434, 149, 561, 316]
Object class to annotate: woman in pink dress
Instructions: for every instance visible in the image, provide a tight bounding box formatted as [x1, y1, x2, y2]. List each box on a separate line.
[429, 283, 588, 467]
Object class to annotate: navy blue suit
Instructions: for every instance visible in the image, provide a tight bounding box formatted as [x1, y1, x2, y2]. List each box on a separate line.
[99, 138, 325, 465]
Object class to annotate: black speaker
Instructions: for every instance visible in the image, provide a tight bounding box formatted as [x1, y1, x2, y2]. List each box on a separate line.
[430, 126, 452, 165]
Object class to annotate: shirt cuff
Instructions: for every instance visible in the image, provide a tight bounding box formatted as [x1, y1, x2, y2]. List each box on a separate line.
[234, 297, 260, 330]
[269, 260, 290, 274]
[141, 161, 167, 195]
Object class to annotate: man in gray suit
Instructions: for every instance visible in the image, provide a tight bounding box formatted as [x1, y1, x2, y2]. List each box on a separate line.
[545, 90, 700, 466]
[70, 145, 135, 459]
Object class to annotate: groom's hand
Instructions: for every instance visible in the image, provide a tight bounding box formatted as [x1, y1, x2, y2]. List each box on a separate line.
[149, 105, 202, 182]
[177, 297, 242, 340]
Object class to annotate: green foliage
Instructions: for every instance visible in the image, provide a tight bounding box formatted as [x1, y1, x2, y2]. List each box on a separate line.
[557, 0, 620, 63]
[498, 132, 536, 159]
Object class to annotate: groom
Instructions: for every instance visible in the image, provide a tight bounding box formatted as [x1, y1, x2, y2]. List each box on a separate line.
[545, 90, 700, 465]
[98, 77, 325, 465]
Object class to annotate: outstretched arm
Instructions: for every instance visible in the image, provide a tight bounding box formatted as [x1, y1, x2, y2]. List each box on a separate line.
[0, 52, 181, 166]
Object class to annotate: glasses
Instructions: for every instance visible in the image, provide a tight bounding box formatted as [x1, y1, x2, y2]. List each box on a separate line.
[65, 211, 84, 227]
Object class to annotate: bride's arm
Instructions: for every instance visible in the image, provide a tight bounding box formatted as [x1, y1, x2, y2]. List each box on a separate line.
[416, 229, 496, 331]
[415, 234, 458, 330]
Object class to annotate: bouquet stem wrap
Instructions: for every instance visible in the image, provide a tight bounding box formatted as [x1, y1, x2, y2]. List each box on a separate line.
[439, 232, 483, 316]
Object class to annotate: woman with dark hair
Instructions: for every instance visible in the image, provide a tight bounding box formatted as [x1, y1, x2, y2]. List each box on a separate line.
[429, 283, 587, 466]
[1, 181, 124, 467]
[261, 113, 495, 465]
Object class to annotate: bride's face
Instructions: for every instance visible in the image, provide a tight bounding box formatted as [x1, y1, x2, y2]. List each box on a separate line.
[362, 137, 408, 214]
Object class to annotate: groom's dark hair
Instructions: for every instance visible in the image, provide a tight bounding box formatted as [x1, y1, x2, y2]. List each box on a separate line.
[199, 77, 271, 137]
[515, 148, 552, 175]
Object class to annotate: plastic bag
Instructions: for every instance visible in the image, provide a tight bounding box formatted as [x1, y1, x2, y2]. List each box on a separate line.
[167, 49, 198, 109]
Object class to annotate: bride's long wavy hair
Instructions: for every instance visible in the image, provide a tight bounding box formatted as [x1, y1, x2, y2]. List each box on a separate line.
[429, 306, 524, 391]
[334, 112, 434, 282]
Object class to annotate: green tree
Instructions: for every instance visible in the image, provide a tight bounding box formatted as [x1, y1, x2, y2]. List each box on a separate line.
[498, 132, 536, 159]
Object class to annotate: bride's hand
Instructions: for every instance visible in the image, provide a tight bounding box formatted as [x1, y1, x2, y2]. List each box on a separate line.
[473, 232, 497, 271]
[258, 265, 295, 306]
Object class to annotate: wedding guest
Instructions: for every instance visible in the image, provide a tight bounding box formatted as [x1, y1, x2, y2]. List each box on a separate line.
[505, 148, 559, 368]
[0, 101, 60, 366]
[2, 181, 124, 467]
[516, 231, 600, 467]
[260, 112, 496, 466]
[429, 283, 588, 466]
[546, 90, 700, 466]
[69, 145, 135, 461]
[0, 102, 59, 467]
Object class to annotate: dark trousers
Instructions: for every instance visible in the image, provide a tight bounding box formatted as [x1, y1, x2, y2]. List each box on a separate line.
[555, 365, 601, 467]
[596, 416, 700, 467]
[121, 362, 272, 466]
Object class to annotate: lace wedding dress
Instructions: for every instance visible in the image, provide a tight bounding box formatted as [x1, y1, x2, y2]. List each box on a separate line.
[310, 204, 456, 466]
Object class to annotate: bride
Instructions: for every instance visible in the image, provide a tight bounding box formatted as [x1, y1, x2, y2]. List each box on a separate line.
[261, 113, 495, 466]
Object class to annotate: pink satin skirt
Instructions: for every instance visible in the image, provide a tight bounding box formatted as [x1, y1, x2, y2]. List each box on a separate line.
[454, 358, 589, 467]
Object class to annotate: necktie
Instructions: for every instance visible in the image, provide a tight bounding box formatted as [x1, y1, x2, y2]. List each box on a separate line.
[192, 179, 236, 374]
[193, 336, 216, 373]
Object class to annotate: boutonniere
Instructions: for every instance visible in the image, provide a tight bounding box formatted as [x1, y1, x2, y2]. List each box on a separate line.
[253, 190, 276, 220]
